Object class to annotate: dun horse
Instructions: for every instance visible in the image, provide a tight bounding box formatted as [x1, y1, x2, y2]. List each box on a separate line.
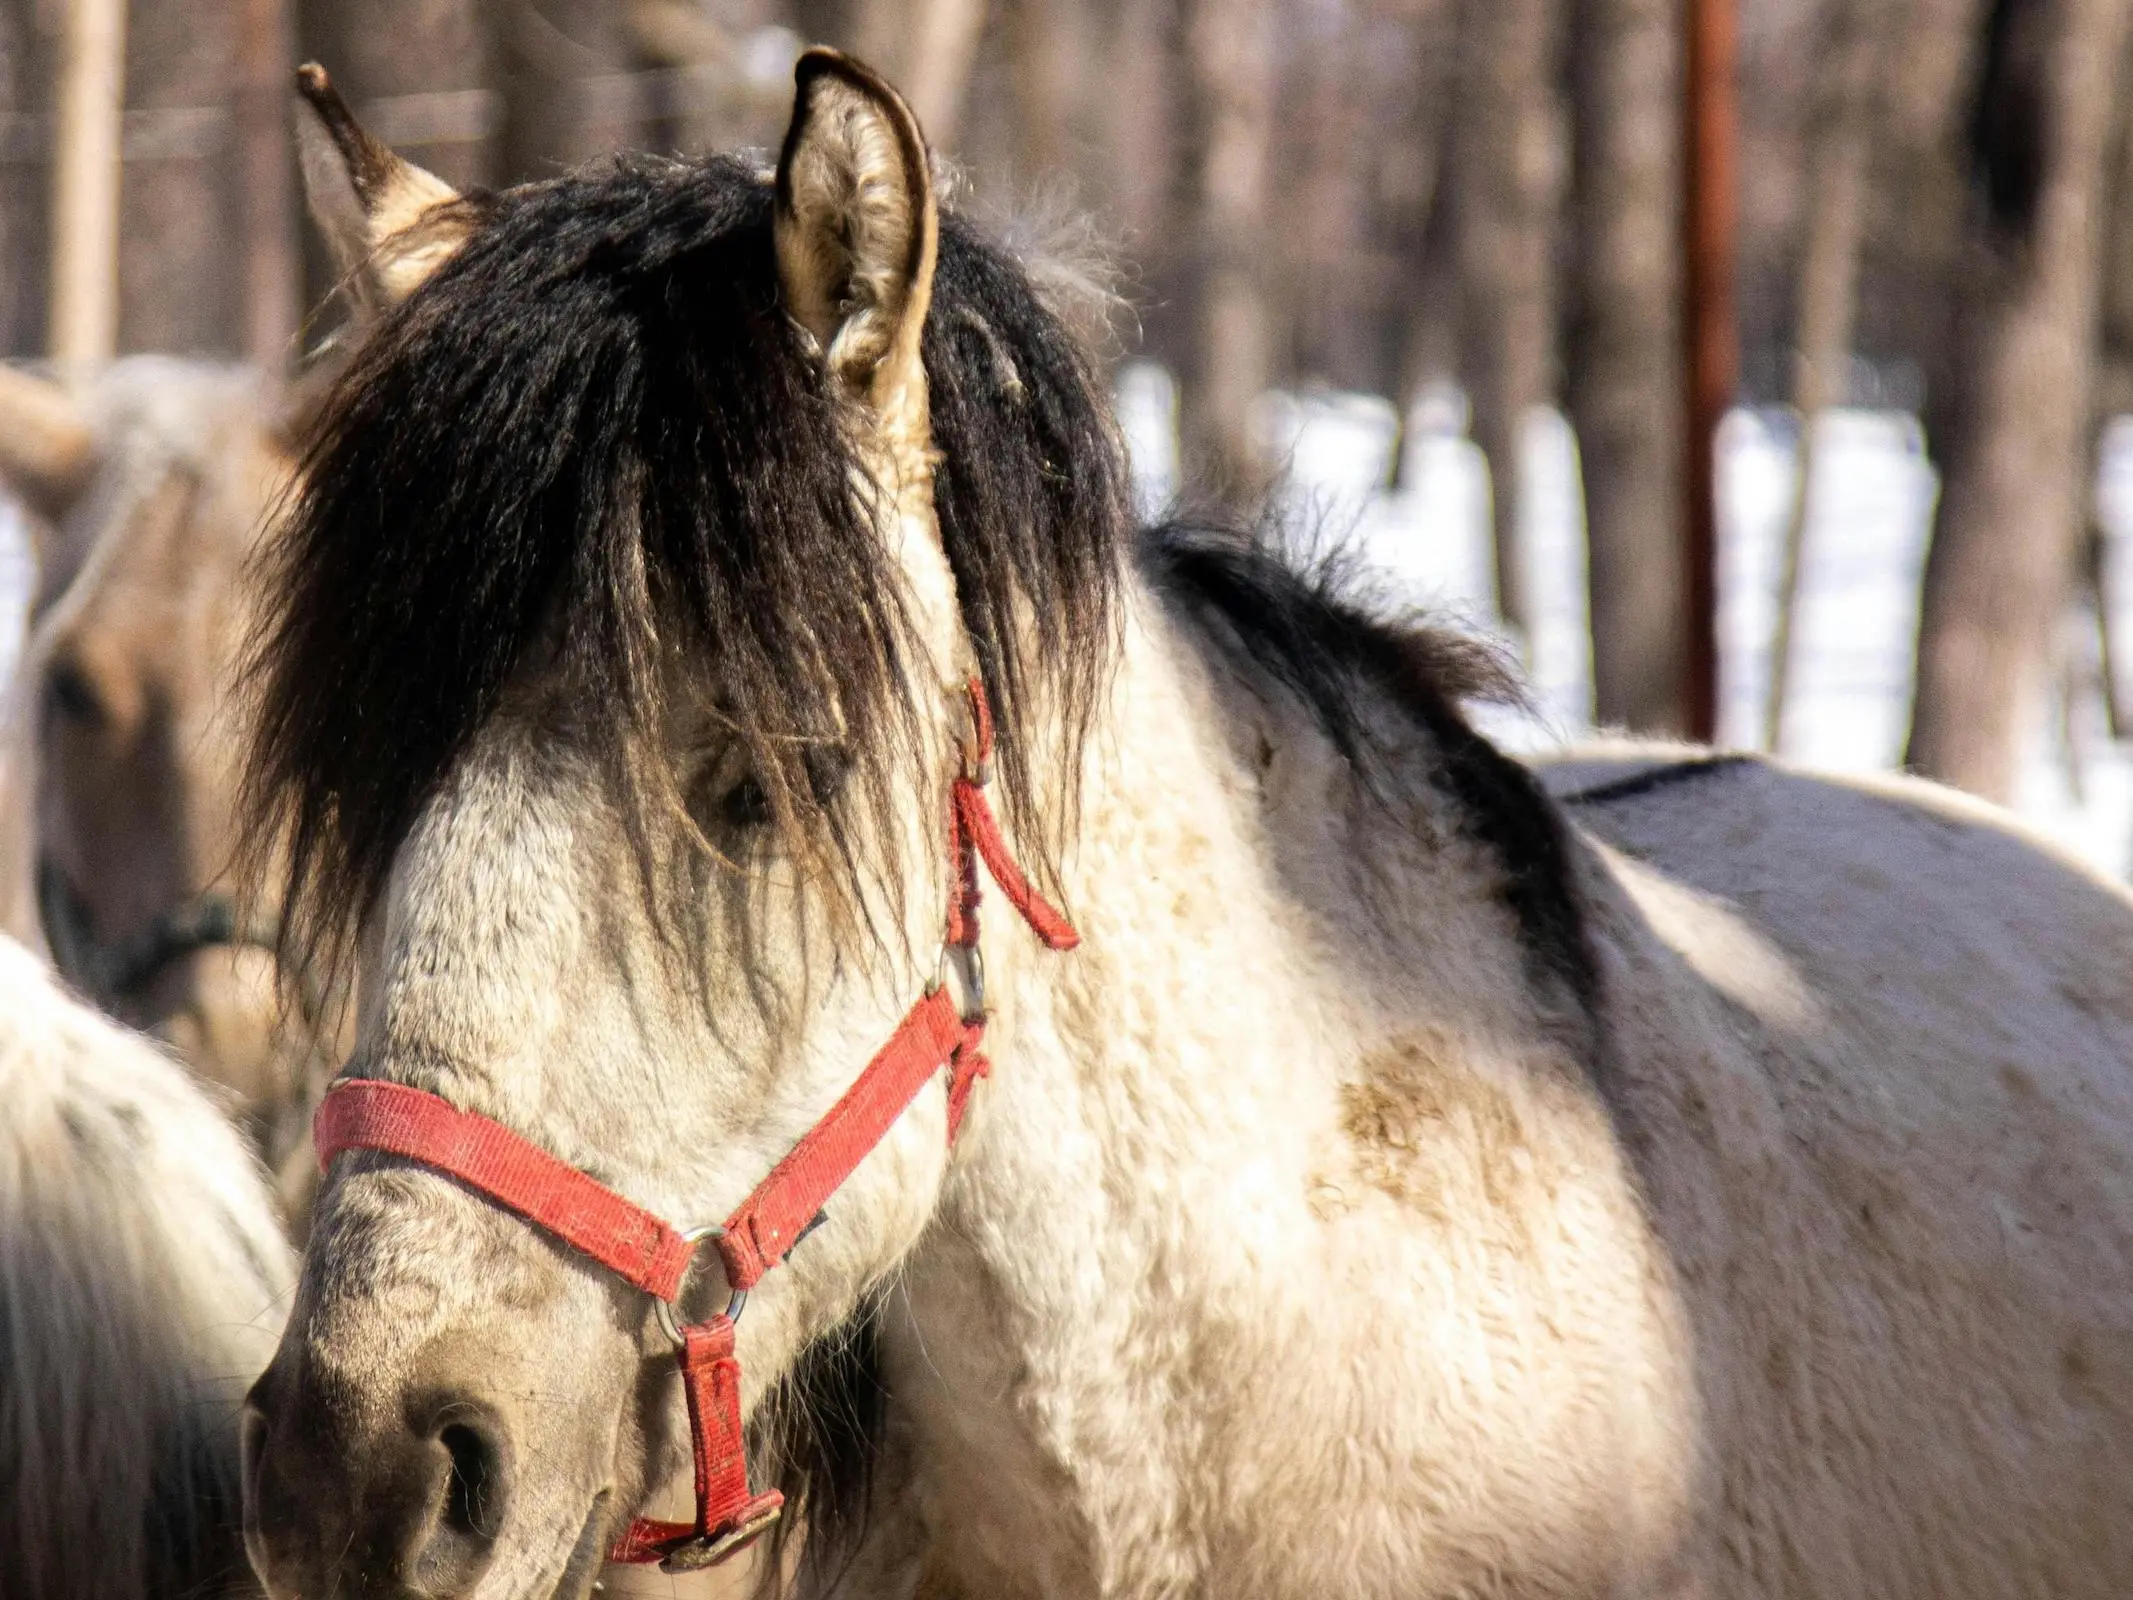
[242, 53, 2133, 1599]
[0, 359, 333, 1188]
[0, 928, 292, 1600]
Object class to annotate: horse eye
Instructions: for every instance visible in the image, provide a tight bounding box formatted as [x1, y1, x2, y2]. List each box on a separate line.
[720, 775, 773, 830]
[708, 748, 849, 835]
[45, 660, 104, 728]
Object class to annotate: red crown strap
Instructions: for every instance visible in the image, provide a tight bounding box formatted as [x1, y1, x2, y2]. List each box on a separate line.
[313, 1080, 698, 1302]
[953, 779, 1080, 952]
[714, 984, 971, 1293]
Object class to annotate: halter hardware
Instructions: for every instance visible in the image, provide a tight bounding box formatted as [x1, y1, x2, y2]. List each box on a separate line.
[653, 1227, 749, 1350]
[312, 679, 1078, 1572]
[37, 860, 281, 1003]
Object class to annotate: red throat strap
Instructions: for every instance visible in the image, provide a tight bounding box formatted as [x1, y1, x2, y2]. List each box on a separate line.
[312, 680, 1075, 1571]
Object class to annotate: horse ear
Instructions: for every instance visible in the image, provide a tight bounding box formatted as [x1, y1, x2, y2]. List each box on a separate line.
[0, 364, 97, 524]
[773, 49, 938, 411]
[295, 63, 468, 314]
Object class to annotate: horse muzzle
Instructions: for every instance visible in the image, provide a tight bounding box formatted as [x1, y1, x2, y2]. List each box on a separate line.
[242, 1349, 513, 1599]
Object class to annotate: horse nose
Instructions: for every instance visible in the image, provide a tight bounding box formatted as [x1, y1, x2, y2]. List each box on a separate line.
[243, 1360, 512, 1597]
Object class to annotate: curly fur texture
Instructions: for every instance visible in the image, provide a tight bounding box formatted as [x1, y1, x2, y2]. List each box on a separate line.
[0, 933, 292, 1599]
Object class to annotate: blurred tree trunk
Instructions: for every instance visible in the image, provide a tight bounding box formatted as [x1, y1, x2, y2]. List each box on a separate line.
[1179, 0, 1278, 501]
[1564, 0, 1685, 732]
[1765, 0, 1882, 749]
[1384, 0, 1464, 408]
[499, 0, 640, 177]
[235, 0, 296, 369]
[118, 0, 239, 354]
[1907, 0, 2133, 798]
[0, 0, 52, 356]
[1449, 0, 1566, 636]
[1100, 0, 1180, 254]
[1001, 0, 1093, 185]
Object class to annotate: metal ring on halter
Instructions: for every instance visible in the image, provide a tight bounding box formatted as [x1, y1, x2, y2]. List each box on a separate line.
[655, 1226, 749, 1349]
[930, 940, 986, 1022]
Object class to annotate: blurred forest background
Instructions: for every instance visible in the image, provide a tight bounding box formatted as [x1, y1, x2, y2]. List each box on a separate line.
[3, 0, 2132, 823]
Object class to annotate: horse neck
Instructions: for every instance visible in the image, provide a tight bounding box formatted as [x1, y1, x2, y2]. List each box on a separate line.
[894, 576, 1568, 1580]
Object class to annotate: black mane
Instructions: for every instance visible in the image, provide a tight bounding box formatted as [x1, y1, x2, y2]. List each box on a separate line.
[245, 153, 1129, 969]
[1141, 526, 1601, 1033]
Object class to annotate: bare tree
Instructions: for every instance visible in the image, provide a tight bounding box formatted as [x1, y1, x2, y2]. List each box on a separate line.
[499, 0, 640, 177]
[1766, 0, 1882, 749]
[49, 0, 123, 381]
[1178, 0, 1279, 500]
[0, 0, 47, 355]
[1375, 0, 1463, 409]
[1564, 0, 1686, 732]
[997, 0, 1094, 187]
[1447, 0, 1566, 636]
[235, 0, 297, 369]
[117, 0, 239, 355]
[1907, 0, 2133, 798]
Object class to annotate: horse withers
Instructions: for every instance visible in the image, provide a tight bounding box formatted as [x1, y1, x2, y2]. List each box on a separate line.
[240, 50, 2133, 1600]
[0, 359, 337, 1196]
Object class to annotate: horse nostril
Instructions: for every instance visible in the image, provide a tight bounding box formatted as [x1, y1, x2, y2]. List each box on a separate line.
[437, 1420, 502, 1538]
[403, 1410, 508, 1593]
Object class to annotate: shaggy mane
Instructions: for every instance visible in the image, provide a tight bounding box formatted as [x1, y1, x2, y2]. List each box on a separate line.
[242, 153, 1130, 975]
[1141, 526, 1600, 1029]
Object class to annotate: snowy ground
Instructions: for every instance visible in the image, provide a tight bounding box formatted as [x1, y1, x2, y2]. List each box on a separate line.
[4, 370, 2128, 876]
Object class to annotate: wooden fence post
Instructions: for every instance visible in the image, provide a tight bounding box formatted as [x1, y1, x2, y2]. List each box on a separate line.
[48, 0, 126, 389]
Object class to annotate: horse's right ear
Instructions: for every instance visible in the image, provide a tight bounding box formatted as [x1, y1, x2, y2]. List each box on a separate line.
[0, 365, 96, 525]
[295, 63, 469, 315]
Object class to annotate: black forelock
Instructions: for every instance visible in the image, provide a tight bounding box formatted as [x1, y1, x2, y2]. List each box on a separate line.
[243, 153, 1129, 971]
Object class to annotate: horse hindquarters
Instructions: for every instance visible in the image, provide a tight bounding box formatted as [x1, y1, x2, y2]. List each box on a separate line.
[1573, 760, 2133, 1598]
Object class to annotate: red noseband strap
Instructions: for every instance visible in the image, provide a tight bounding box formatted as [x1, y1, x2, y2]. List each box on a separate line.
[313, 681, 1076, 1572]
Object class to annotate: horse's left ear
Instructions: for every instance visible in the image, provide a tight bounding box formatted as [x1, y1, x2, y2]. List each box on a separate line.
[774, 49, 938, 416]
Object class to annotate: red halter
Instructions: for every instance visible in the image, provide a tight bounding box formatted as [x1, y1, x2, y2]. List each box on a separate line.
[312, 681, 1077, 1572]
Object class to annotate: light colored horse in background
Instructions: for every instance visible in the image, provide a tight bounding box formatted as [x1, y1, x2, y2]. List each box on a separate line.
[0, 926, 292, 1599]
[238, 52, 2133, 1600]
[0, 359, 336, 1196]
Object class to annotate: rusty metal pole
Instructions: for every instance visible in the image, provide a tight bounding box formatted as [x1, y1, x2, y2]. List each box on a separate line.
[1681, 0, 1735, 742]
[48, 0, 127, 389]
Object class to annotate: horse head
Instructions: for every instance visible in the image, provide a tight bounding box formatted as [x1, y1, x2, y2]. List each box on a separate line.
[241, 51, 1125, 1599]
[0, 357, 335, 1180]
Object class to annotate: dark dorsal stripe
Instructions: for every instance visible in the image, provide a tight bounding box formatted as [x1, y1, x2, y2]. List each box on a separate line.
[1559, 753, 1759, 808]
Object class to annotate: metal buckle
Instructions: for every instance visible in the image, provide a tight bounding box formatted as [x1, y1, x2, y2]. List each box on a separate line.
[928, 940, 986, 1023]
[657, 1500, 784, 1571]
[654, 1226, 748, 1349]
